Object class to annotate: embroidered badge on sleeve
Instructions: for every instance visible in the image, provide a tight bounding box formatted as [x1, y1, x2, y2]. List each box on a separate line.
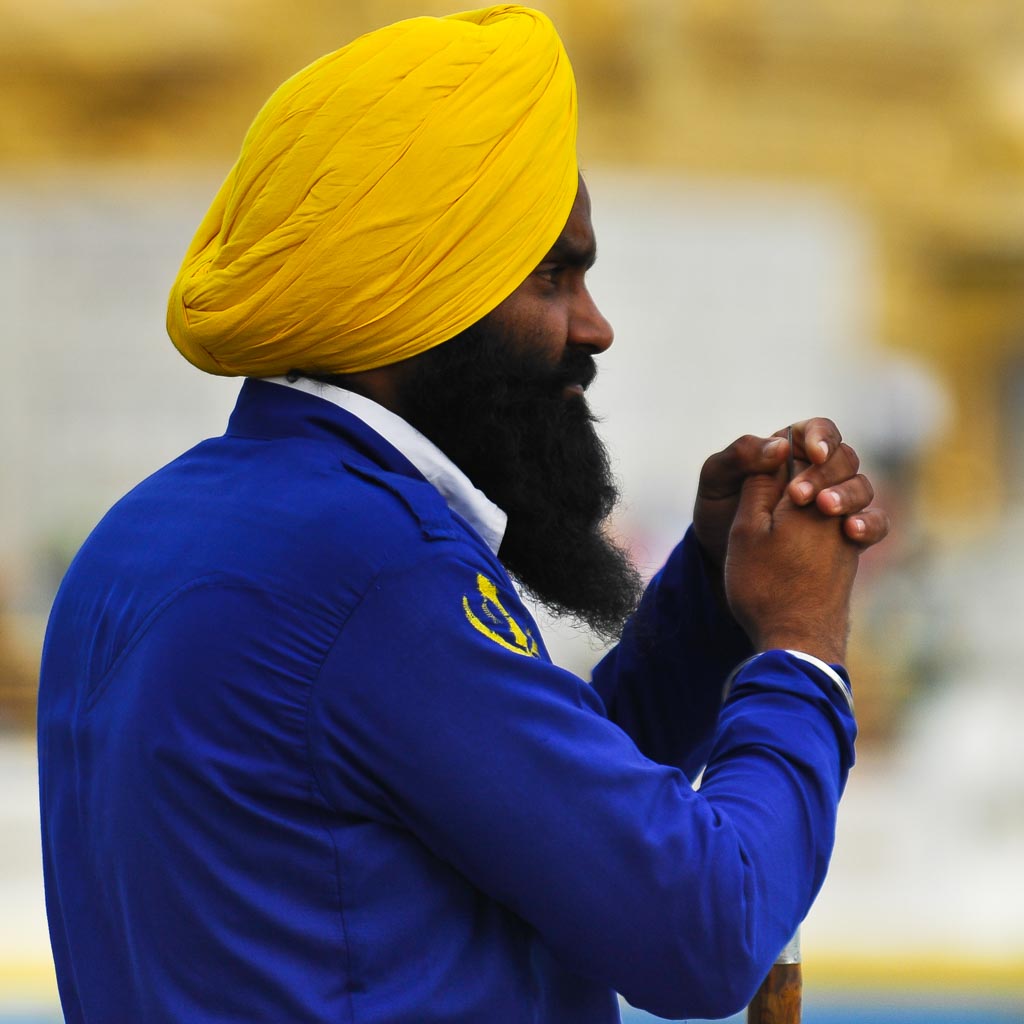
[462, 574, 539, 658]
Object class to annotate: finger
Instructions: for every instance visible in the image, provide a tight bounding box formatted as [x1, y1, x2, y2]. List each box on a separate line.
[788, 442, 861, 506]
[842, 507, 891, 547]
[699, 434, 789, 500]
[732, 469, 788, 536]
[814, 474, 874, 517]
[784, 417, 843, 465]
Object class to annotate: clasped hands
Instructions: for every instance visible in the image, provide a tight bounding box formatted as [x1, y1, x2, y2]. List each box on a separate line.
[694, 418, 891, 666]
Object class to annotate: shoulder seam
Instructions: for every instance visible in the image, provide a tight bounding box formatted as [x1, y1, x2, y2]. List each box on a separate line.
[83, 574, 247, 710]
[342, 460, 462, 544]
[82, 575, 343, 712]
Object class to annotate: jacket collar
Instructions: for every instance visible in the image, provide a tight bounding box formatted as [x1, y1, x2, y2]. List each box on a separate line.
[226, 378, 507, 555]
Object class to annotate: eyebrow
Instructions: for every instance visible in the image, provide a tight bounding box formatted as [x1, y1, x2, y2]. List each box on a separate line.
[541, 235, 597, 270]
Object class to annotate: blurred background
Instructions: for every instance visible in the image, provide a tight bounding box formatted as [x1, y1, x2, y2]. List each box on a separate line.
[1, 1, 1022, 1020]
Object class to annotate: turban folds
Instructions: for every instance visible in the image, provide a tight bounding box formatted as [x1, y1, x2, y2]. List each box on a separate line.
[166, 5, 579, 376]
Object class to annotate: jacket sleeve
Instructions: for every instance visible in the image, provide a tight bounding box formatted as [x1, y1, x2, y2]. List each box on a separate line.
[591, 526, 754, 779]
[306, 547, 856, 1020]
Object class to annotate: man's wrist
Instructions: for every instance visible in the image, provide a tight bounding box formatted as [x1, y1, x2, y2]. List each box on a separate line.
[753, 627, 847, 668]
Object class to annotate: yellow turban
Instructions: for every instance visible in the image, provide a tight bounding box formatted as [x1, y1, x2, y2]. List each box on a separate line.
[166, 5, 578, 377]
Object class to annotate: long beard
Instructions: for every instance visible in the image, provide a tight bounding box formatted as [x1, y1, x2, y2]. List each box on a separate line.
[392, 319, 642, 642]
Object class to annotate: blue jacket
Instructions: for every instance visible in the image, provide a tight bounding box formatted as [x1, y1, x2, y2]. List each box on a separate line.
[38, 379, 856, 1023]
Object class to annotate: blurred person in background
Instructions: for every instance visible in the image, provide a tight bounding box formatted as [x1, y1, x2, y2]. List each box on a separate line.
[37, 6, 888, 1023]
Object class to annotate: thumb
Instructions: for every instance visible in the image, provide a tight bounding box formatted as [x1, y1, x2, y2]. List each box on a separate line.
[698, 435, 788, 500]
[733, 470, 786, 536]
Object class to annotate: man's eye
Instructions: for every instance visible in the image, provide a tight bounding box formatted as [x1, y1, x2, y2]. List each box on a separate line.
[535, 266, 563, 285]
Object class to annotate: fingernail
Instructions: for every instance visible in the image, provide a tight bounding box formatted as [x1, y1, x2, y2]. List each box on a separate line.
[817, 440, 830, 459]
[794, 482, 813, 503]
[765, 438, 785, 455]
[823, 489, 840, 511]
[850, 517, 865, 536]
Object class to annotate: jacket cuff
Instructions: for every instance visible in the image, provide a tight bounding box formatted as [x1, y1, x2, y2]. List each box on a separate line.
[724, 649, 854, 715]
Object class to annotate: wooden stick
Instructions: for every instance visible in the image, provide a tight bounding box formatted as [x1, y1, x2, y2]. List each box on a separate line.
[747, 930, 802, 1024]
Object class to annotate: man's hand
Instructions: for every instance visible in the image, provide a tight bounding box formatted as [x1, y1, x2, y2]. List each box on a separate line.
[723, 468, 861, 665]
[693, 418, 888, 576]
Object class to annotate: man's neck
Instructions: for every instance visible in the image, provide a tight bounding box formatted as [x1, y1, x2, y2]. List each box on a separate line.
[294, 364, 409, 418]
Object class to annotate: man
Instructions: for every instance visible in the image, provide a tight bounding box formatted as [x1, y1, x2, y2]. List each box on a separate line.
[38, 7, 888, 1023]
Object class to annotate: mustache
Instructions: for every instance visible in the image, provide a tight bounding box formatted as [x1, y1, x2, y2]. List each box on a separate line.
[552, 350, 598, 392]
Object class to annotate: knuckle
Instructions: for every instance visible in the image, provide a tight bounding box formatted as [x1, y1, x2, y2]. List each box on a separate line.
[807, 415, 840, 438]
[701, 447, 729, 473]
[862, 507, 892, 542]
[734, 434, 761, 456]
[699, 452, 719, 476]
[718, 434, 760, 468]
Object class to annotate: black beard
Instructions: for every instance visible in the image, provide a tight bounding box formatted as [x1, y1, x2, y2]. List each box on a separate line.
[386, 318, 643, 642]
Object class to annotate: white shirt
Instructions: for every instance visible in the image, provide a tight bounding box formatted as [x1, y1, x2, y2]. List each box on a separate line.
[263, 375, 507, 556]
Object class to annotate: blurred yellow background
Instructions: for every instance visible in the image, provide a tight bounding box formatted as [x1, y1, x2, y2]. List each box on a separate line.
[2, 1, 1022, 1018]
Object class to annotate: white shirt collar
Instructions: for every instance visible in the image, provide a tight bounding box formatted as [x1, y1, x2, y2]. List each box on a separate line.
[262, 376, 507, 556]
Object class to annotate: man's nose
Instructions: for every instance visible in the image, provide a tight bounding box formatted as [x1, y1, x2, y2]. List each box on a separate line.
[569, 287, 614, 353]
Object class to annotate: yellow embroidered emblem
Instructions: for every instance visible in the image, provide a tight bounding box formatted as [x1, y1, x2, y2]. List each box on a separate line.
[462, 574, 539, 658]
